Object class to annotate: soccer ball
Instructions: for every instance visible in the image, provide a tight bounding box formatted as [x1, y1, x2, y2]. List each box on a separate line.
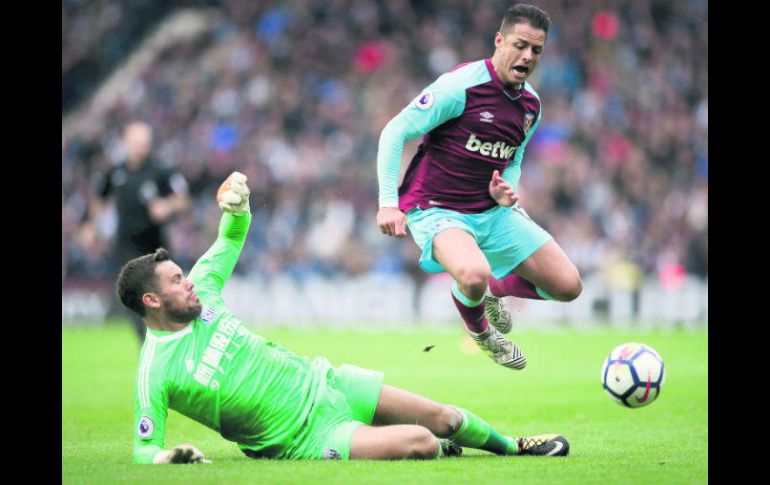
[601, 342, 665, 408]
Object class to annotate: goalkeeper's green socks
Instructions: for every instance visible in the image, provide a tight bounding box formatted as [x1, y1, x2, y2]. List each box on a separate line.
[448, 406, 518, 455]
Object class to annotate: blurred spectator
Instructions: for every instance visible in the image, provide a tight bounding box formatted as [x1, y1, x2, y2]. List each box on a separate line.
[62, 0, 708, 290]
[87, 121, 191, 342]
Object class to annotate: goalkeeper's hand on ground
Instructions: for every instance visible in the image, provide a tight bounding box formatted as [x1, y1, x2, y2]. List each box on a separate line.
[217, 171, 250, 215]
[153, 443, 212, 464]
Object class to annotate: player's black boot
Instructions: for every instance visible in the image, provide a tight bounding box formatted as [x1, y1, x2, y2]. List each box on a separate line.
[439, 439, 463, 457]
[513, 434, 570, 456]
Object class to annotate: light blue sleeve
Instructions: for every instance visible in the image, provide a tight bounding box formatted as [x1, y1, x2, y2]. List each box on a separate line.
[377, 72, 471, 207]
[502, 109, 541, 191]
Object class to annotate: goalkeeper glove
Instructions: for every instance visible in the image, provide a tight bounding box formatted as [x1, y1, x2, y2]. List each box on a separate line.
[217, 171, 250, 215]
[153, 443, 212, 464]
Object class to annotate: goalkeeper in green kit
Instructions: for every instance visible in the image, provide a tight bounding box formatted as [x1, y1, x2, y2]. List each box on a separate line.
[118, 172, 570, 464]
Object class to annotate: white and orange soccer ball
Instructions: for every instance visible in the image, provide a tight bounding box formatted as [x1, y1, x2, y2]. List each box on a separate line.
[601, 342, 665, 408]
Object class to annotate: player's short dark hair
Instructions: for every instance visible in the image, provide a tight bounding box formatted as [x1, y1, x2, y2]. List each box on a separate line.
[116, 248, 171, 317]
[500, 4, 551, 35]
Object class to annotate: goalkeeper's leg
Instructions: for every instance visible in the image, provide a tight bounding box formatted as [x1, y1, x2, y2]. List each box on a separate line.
[350, 424, 443, 459]
[372, 385, 518, 455]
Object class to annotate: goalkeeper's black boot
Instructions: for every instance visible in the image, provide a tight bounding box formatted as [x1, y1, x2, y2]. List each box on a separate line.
[512, 434, 570, 456]
[439, 439, 463, 457]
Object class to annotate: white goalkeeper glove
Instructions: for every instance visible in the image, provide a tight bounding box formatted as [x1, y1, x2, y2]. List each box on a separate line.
[153, 443, 212, 464]
[217, 171, 250, 215]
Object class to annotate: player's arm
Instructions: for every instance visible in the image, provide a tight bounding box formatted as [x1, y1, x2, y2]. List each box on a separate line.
[87, 167, 115, 221]
[135, 412, 210, 465]
[132, 363, 167, 463]
[489, 170, 519, 207]
[148, 170, 192, 224]
[132, 363, 212, 464]
[377, 76, 466, 236]
[186, 172, 252, 302]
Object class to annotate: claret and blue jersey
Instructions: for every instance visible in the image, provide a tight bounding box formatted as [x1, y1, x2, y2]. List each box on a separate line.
[377, 58, 542, 214]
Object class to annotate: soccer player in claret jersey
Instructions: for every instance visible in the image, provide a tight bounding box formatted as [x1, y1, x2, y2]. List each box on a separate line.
[118, 172, 569, 463]
[376, 4, 582, 369]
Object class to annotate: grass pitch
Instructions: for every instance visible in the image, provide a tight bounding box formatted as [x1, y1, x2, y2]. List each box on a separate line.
[62, 321, 707, 484]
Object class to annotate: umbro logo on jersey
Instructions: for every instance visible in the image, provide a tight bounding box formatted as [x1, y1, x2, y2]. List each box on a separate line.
[199, 306, 216, 324]
[480, 111, 494, 123]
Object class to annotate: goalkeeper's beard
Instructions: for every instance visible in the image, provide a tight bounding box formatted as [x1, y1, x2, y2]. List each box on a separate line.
[163, 298, 203, 324]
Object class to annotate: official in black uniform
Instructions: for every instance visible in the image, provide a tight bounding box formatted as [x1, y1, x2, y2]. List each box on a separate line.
[92, 121, 191, 343]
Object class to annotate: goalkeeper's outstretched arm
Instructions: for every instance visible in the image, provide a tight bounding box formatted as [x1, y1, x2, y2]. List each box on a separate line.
[187, 172, 253, 303]
[133, 372, 211, 464]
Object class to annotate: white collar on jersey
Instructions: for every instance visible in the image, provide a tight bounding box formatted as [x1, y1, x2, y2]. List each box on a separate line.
[145, 323, 194, 342]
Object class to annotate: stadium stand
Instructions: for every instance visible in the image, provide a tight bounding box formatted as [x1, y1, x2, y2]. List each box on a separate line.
[62, 0, 707, 324]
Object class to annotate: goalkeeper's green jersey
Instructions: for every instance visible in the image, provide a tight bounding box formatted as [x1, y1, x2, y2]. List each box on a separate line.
[133, 212, 324, 463]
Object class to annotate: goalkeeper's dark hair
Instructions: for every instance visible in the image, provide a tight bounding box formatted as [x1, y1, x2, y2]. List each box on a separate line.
[500, 4, 550, 35]
[116, 248, 171, 317]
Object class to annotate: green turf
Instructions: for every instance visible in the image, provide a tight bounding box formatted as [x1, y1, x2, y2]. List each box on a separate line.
[62, 321, 707, 484]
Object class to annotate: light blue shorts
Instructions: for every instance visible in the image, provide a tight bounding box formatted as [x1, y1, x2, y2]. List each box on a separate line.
[406, 205, 553, 279]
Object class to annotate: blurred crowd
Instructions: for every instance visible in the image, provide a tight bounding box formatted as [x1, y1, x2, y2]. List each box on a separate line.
[62, 0, 173, 113]
[62, 0, 708, 289]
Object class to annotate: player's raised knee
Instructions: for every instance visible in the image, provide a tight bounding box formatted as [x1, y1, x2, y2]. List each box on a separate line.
[551, 275, 582, 302]
[455, 266, 491, 296]
[428, 405, 463, 438]
[406, 428, 441, 459]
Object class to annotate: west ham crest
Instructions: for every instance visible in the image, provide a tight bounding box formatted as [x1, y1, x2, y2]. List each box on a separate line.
[524, 113, 535, 135]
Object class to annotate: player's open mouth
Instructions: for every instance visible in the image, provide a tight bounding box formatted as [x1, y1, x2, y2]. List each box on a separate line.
[512, 65, 529, 74]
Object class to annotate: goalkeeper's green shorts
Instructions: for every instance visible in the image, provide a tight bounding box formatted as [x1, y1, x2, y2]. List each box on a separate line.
[283, 359, 384, 460]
